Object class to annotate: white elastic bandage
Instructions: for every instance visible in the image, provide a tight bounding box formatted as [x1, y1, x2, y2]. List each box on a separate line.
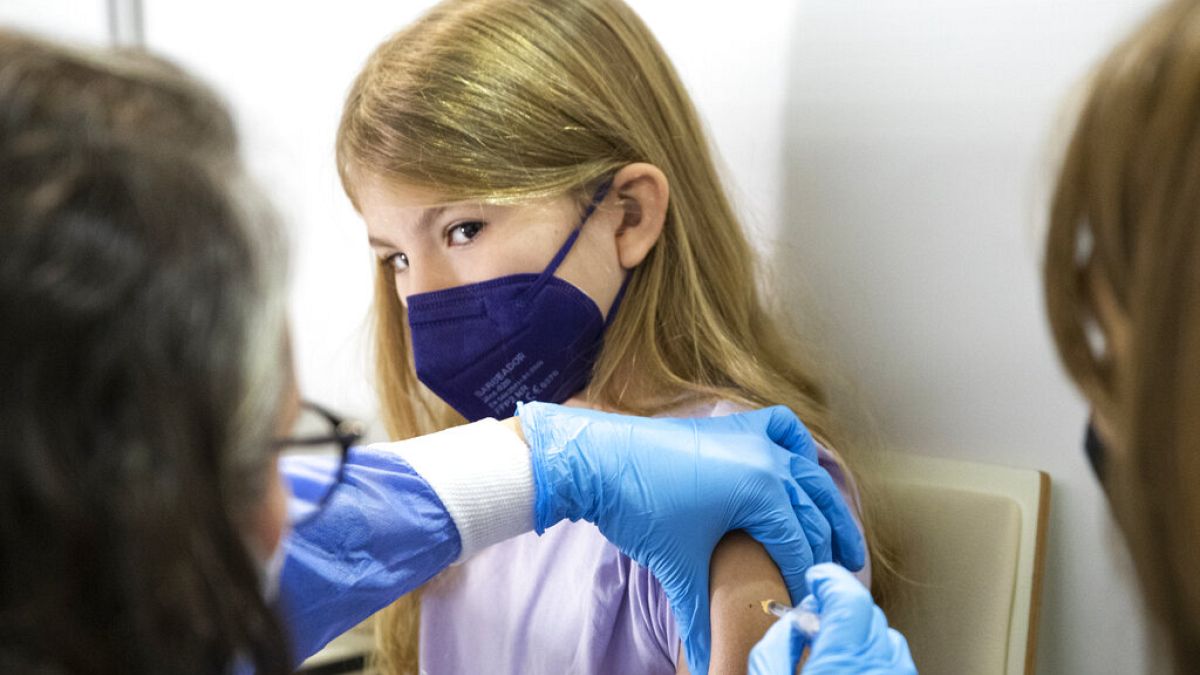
[383, 419, 535, 560]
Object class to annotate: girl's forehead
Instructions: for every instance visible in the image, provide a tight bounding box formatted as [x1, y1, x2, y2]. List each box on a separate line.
[355, 174, 453, 211]
[357, 174, 568, 219]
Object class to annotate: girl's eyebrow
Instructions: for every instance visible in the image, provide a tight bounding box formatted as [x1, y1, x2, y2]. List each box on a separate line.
[416, 205, 450, 230]
[367, 205, 452, 248]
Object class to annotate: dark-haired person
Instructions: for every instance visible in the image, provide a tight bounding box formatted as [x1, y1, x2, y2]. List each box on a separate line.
[0, 30, 865, 674]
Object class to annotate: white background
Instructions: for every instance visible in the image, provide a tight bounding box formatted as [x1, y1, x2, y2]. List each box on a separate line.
[1, 2, 1163, 672]
[1, 0, 107, 44]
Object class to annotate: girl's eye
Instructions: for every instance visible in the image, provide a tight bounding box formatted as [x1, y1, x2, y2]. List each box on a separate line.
[447, 220, 486, 246]
[384, 252, 409, 272]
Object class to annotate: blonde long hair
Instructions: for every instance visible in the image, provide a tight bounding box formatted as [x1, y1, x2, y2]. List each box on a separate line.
[337, 1, 882, 671]
[1045, 1, 1200, 671]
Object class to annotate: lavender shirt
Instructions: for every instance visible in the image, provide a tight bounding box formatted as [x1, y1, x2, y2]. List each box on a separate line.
[419, 400, 870, 674]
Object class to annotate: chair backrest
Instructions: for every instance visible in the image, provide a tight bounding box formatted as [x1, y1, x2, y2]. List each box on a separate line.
[877, 453, 1050, 675]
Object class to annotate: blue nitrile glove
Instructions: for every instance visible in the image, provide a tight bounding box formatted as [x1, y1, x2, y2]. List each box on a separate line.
[748, 563, 916, 675]
[518, 402, 867, 675]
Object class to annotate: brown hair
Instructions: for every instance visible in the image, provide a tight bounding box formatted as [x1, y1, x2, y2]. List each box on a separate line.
[0, 29, 238, 162]
[0, 30, 291, 674]
[337, 0, 888, 671]
[1044, 1, 1200, 671]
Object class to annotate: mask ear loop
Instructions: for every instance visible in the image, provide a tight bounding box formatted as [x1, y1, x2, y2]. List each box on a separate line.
[525, 178, 615, 297]
[604, 271, 632, 328]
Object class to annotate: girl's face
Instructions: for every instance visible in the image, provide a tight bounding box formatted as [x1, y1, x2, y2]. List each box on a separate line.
[357, 164, 669, 320]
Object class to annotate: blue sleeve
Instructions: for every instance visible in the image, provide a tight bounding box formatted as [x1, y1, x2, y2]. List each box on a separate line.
[276, 444, 462, 663]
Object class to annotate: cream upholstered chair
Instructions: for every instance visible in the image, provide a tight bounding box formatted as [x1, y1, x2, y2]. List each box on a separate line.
[877, 453, 1050, 675]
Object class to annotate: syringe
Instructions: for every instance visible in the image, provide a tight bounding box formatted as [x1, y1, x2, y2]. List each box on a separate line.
[760, 599, 821, 640]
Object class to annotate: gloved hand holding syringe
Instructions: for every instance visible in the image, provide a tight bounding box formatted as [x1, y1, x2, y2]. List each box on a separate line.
[760, 598, 821, 640]
[748, 564, 918, 675]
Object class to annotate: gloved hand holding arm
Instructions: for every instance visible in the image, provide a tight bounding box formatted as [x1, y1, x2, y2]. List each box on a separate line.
[518, 402, 867, 675]
[280, 404, 865, 671]
[748, 563, 916, 675]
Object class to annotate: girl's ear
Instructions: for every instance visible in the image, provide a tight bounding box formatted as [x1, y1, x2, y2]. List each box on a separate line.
[609, 162, 669, 269]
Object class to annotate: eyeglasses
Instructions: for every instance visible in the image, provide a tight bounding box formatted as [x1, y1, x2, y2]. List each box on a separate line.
[275, 401, 364, 526]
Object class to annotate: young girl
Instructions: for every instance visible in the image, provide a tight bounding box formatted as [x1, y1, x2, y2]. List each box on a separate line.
[335, 1, 879, 673]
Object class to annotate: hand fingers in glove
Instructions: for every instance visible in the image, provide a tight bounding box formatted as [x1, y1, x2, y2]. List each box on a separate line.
[740, 506, 815, 605]
[790, 455, 866, 572]
[785, 477, 833, 566]
[757, 405, 819, 461]
[670, 563, 713, 675]
[885, 626, 917, 671]
[805, 563, 877, 649]
[747, 612, 808, 675]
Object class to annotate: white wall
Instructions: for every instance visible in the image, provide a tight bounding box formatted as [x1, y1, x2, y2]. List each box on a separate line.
[780, 3, 1157, 673]
[14, 1, 1161, 672]
[140, 2, 426, 437]
[0, 0, 108, 44]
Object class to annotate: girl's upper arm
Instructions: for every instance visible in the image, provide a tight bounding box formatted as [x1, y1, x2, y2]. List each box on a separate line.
[703, 530, 792, 675]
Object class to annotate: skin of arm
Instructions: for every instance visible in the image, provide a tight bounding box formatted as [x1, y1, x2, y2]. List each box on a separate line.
[676, 531, 795, 675]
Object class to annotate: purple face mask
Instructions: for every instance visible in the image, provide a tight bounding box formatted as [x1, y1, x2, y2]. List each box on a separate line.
[406, 182, 627, 421]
